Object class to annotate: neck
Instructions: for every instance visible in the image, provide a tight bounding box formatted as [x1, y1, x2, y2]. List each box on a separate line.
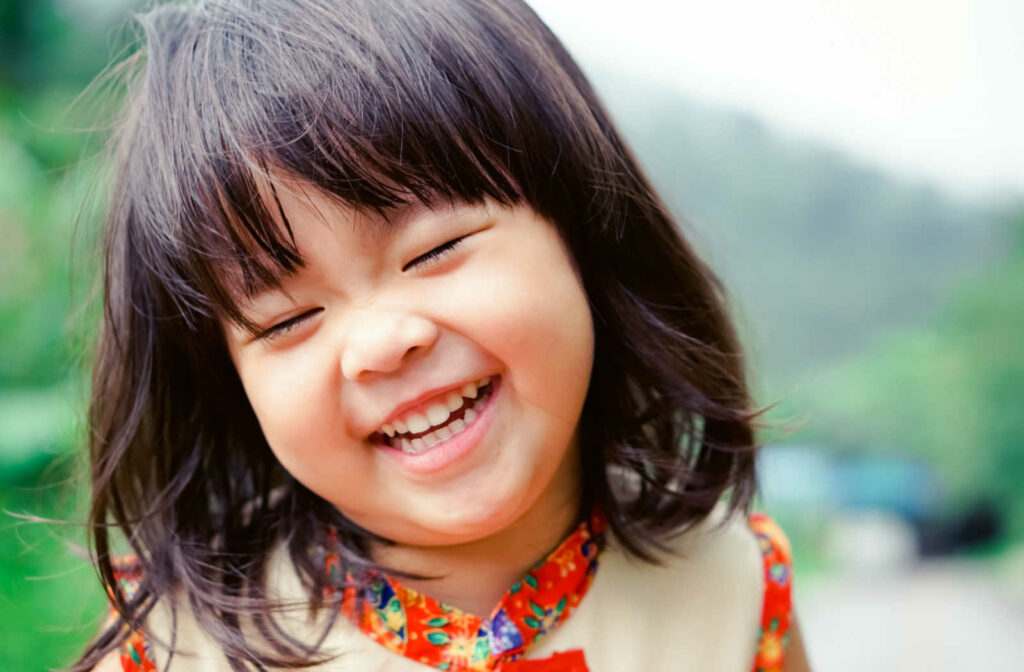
[370, 451, 582, 617]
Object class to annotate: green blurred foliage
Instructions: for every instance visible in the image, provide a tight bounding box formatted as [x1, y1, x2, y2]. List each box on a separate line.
[0, 480, 106, 670]
[2, 1, 131, 668]
[786, 212, 1024, 537]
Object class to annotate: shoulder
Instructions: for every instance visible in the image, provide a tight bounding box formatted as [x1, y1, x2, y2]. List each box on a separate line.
[98, 544, 378, 672]
[102, 554, 225, 672]
[633, 505, 769, 589]
[600, 511, 765, 633]
[644, 507, 772, 634]
[654, 508, 793, 603]
[530, 507, 779, 670]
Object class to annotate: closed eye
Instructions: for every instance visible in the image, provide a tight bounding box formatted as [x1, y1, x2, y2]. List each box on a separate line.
[402, 236, 466, 272]
[256, 308, 323, 342]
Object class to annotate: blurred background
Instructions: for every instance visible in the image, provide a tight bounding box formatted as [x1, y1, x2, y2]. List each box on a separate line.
[1, 0, 1022, 669]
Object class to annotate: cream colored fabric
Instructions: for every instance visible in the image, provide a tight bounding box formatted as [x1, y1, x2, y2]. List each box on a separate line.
[144, 510, 764, 671]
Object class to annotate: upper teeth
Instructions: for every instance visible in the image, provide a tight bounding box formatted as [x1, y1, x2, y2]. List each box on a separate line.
[379, 376, 489, 438]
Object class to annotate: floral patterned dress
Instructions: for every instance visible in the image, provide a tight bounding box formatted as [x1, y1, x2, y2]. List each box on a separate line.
[114, 511, 792, 672]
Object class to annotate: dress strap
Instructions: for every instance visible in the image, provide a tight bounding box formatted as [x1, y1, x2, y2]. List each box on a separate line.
[749, 514, 793, 672]
[109, 555, 158, 672]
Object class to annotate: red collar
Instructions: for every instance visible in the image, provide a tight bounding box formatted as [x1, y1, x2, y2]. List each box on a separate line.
[333, 509, 606, 671]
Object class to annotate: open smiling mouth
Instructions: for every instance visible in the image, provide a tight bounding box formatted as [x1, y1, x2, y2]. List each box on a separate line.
[370, 377, 496, 455]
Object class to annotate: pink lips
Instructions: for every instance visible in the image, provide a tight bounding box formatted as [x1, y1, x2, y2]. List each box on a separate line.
[377, 376, 500, 475]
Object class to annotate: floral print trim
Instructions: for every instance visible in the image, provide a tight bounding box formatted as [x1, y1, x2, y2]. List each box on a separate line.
[749, 513, 793, 672]
[119, 629, 158, 672]
[336, 509, 607, 671]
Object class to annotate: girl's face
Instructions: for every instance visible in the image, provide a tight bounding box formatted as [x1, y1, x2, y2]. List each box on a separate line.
[224, 184, 594, 547]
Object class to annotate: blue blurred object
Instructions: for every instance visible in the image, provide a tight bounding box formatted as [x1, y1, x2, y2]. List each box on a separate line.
[831, 454, 943, 522]
[758, 444, 839, 509]
[759, 445, 1004, 555]
[759, 444, 944, 521]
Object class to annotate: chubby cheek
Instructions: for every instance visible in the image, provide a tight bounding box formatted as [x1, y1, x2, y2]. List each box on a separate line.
[439, 225, 594, 434]
[234, 346, 355, 484]
[506, 281, 593, 431]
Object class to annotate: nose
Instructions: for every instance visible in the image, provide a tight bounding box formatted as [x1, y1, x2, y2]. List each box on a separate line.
[340, 309, 440, 381]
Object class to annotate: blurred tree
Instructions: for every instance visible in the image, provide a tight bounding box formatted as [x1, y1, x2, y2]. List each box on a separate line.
[792, 208, 1024, 540]
[2, 3, 135, 670]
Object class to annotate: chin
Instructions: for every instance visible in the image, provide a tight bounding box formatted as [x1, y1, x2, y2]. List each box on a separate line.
[412, 489, 532, 546]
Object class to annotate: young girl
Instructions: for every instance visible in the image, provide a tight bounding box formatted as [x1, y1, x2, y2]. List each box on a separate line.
[78, 1, 809, 670]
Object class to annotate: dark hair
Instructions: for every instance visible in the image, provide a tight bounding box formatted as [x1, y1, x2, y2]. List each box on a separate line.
[78, 0, 759, 668]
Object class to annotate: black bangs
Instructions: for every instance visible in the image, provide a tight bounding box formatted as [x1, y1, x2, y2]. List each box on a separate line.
[113, 0, 601, 329]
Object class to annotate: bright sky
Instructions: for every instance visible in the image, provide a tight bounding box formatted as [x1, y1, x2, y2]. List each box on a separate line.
[527, 0, 1024, 200]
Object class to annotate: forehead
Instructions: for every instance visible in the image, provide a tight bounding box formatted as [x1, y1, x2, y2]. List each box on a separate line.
[271, 172, 462, 231]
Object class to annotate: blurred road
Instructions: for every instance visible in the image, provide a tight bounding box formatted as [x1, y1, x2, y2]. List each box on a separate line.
[799, 561, 1024, 672]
